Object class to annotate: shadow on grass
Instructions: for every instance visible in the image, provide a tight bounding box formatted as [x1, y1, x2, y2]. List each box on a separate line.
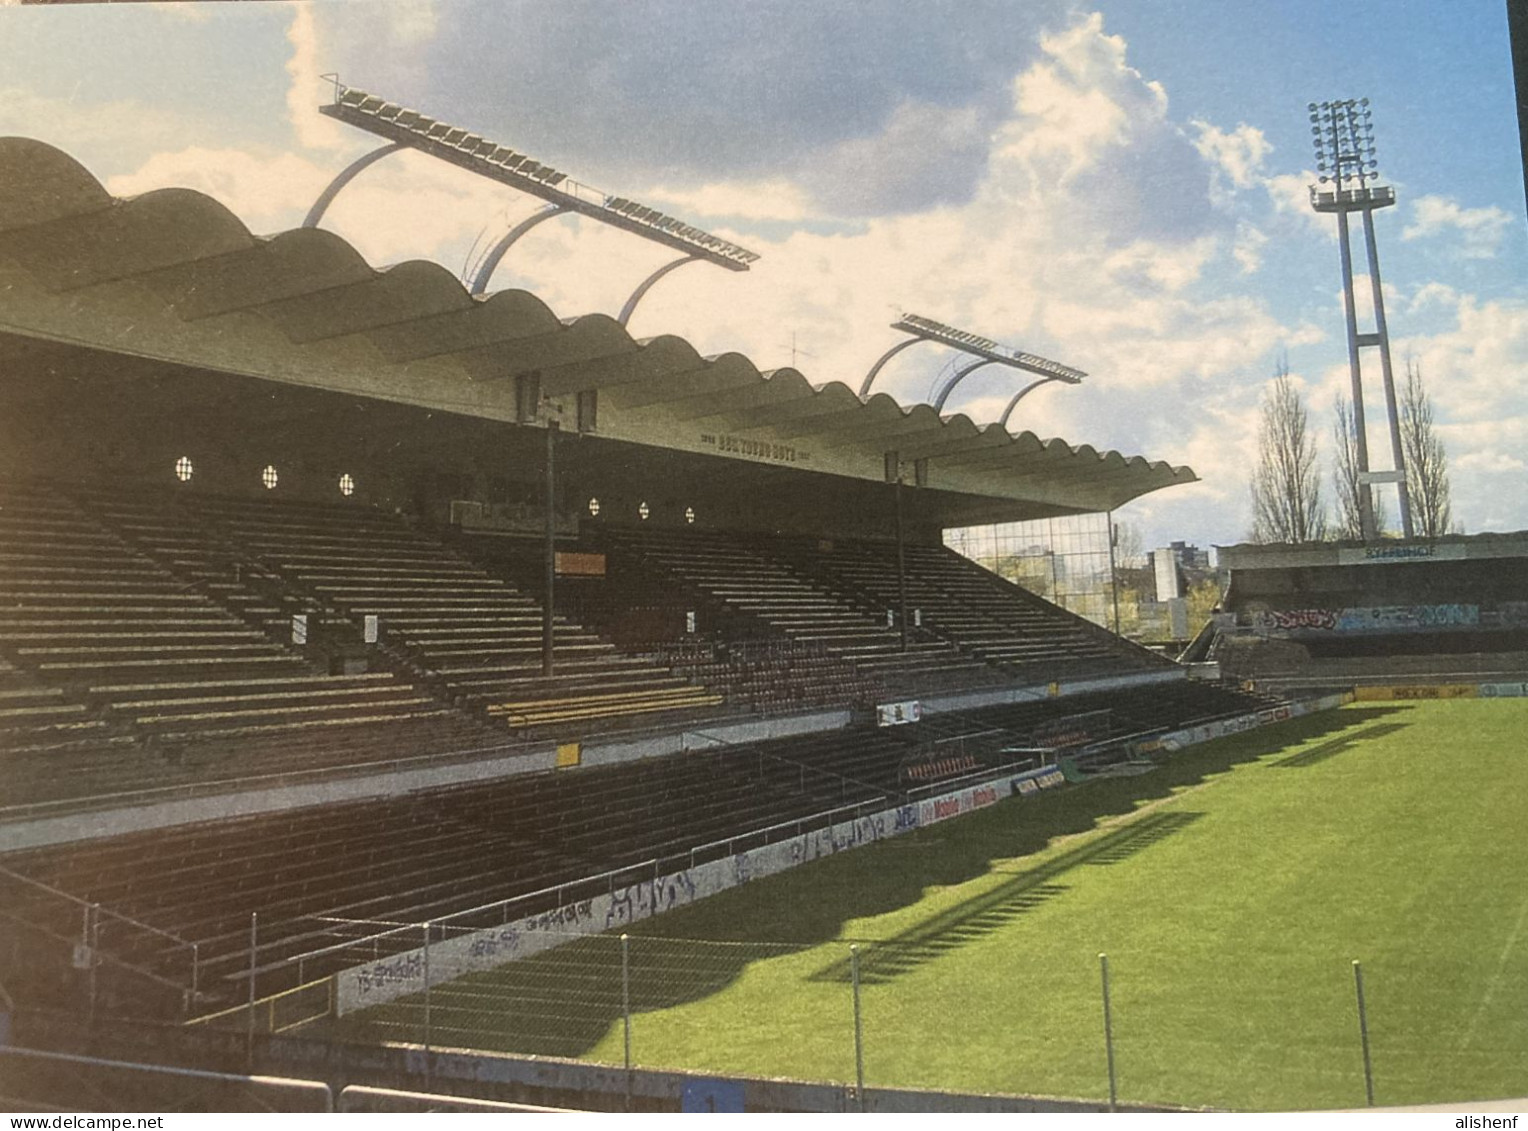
[1271, 721, 1410, 768]
[325, 704, 1404, 1059]
[811, 810, 1203, 985]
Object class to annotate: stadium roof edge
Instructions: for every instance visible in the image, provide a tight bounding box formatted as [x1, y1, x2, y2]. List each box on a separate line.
[0, 137, 1196, 516]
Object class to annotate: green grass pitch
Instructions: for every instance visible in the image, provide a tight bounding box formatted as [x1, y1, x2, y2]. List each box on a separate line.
[334, 700, 1528, 1111]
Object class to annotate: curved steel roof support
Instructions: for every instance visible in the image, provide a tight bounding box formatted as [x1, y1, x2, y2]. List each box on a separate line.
[931, 358, 999, 414]
[303, 142, 406, 229]
[469, 204, 567, 296]
[997, 377, 1060, 430]
[617, 253, 700, 326]
[858, 338, 926, 399]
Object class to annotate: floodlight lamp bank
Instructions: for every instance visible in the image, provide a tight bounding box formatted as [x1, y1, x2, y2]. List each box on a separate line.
[1307, 98, 1383, 186]
[319, 80, 760, 269]
[894, 313, 1085, 383]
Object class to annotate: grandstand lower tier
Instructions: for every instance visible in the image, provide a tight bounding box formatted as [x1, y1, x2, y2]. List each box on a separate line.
[0, 679, 1280, 1020]
[0, 479, 1170, 808]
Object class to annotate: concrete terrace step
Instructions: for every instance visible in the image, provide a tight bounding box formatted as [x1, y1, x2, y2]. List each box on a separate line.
[88, 673, 399, 695]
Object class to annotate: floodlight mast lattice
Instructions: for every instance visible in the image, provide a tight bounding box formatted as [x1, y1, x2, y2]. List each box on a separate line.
[858, 313, 1085, 425]
[306, 78, 758, 323]
[1308, 98, 1413, 540]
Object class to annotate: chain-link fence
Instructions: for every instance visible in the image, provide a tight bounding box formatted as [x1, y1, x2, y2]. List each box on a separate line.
[297, 928, 1493, 1112]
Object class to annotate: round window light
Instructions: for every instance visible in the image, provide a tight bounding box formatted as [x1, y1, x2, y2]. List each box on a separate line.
[638, 501, 650, 521]
[261, 465, 279, 490]
[339, 473, 355, 497]
[684, 506, 696, 525]
[174, 456, 194, 482]
[588, 497, 601, 517]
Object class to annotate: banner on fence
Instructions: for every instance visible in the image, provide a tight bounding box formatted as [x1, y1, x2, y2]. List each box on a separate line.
[1351, 684, 1479, 701]
[1010, 765, 1065, 797]
[337, 776, 1014, 1015]
[876, 700, 922, 727]
[1157, 693, 1343, 753]
[335, 693, 1344, 1015]
[1479, 682, 1528, 698]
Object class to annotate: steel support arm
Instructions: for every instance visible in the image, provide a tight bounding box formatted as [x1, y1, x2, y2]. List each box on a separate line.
[858, 337, 926, 398]
[617, 254, 700, 326]
[303, 142, 406, 229]
[931, 358, 998, 413]
[470, 204, 567, 295]
[998, 377, 1059, 430]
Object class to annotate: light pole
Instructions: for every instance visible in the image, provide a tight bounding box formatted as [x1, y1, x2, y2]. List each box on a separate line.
[1308, 99, 1413, 540]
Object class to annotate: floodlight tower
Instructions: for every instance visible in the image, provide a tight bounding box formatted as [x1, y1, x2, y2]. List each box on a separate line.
[1308, 98, 1413, 540]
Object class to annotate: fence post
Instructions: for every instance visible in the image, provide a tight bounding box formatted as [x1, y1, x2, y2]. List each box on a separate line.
[1099, 953, 1118, 1111]
[621, 933, 633, 1109]
[247, 911, 258, 1069]
[1353, 960, 1375, 1107]
[422, 922, 432, 1067]
[850, 944, 865, 1112]
[87, 904, 99, 1024]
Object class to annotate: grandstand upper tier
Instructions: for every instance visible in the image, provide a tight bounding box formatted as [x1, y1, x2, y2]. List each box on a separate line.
[0, 137, 1193, 525]
[0, 136, 1195, 810]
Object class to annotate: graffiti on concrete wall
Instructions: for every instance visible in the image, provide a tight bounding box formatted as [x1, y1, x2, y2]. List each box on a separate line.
[1254, 608, 1337, 632]
[336, 700, 1345, 1016]
[1255, 605, 1478, 635]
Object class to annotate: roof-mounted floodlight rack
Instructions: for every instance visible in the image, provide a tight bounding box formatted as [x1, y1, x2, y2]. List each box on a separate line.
[320, 82, 759, 271]
[892, 314, 1086, 382]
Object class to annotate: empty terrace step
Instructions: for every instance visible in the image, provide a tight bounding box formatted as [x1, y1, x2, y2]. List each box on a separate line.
[107, 680, 436, 722]
[128, 692, 443, 731]
[87, 672, 401, 697]
[486, 685, 724, 728]
[150, 705, 462, 744]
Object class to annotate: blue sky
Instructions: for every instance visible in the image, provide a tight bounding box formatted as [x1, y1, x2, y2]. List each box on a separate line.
[2, 0, 1523, 552]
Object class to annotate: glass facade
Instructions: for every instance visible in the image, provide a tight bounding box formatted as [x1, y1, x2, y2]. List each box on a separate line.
[944, 513, 1116, 629]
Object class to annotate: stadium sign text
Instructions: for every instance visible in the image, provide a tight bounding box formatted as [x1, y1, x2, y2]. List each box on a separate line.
[1336, 542, 1466, 565]
[699, 433, 806, 464]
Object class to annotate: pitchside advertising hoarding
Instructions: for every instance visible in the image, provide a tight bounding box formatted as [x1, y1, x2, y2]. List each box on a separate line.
[876, 700, 921, 726]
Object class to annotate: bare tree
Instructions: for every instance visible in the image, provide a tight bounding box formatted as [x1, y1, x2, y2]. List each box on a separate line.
[1332, 392, 1388, 540]
[1400, 359, 1455, 537]
[1250, 364, 1326, 543]
[1112, 521, 1146, 570]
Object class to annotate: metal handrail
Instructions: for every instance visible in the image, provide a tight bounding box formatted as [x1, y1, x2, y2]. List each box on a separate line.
[0, 1047, 333, 1111]
[0, 863, 191, 949]
[271, 794, 888, 973]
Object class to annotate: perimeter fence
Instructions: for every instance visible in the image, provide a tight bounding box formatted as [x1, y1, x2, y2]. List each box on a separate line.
[190, 927, 1506, 1113]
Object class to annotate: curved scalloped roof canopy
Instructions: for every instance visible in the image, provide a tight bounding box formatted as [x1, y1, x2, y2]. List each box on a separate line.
[0, 137, 1195, 518]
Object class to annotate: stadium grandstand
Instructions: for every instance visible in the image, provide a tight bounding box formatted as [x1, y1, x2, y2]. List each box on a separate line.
[0, 134, 1325, 1110]
[1196, 536, 1528, 695]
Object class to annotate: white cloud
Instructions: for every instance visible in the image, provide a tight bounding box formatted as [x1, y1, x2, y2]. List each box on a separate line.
[104, 146, 329, 233]
[1407, 281, 1461, 316]
[1455, 448, 1525, 475]
[1232, 222, 1269, 274]
[0, 85, 204, 161]
[1192, 120, 1271, 190]
[642, 178, 818, 224]
[285, 4, 346, 151]
[1262, 171, 1331, 239]
[797, 100, 989, 214]
[384, 0, 438, 47]
[1403, 195, 1515, 259]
